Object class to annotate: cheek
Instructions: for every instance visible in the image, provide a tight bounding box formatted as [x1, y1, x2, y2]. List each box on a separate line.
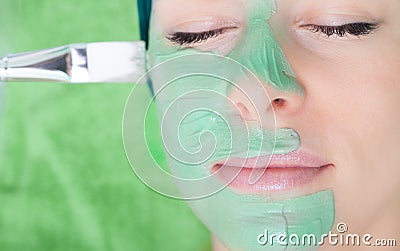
[289, 43, 400, 230]
[286, 35, 400, 146]
[301, 48, 400, 174]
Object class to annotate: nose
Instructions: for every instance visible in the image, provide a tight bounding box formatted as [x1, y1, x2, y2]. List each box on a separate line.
[227, 78, 304, 126]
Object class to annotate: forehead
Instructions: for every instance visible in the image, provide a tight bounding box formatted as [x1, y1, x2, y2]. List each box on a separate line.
[153, 0, 394, 27]
[152, 0, 391, 20]
[153, 0, 244, 27]
[154, 0, 242, 10]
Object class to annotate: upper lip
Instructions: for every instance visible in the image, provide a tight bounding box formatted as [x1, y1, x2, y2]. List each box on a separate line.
[212, 149, 332, 170]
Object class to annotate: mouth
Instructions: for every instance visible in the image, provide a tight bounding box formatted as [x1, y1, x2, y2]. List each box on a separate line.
[211, 149, 334, 193]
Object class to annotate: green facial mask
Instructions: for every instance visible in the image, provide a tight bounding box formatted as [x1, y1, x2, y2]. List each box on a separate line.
[141, 0, 335, 250]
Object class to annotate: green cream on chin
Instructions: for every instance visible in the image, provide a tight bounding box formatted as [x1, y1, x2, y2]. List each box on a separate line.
[190, 190, 335, 250]
[147, 0, 335, 250]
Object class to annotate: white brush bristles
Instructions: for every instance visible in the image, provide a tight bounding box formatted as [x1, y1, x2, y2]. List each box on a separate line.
[86, 41, 147, 83]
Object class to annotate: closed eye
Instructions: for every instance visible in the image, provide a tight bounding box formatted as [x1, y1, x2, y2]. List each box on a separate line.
[167, 28, 232, 46]
[301, 22, 379, 37]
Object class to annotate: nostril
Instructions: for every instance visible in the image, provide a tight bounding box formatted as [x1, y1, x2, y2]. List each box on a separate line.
[236, 102, 250, 118]
[272, 98, 286, 109]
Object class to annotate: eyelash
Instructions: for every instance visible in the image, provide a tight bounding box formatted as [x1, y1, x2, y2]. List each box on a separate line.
[304, 22, 379, 37]
[167, 28, 227, 46]
[167, 22, 378, 46]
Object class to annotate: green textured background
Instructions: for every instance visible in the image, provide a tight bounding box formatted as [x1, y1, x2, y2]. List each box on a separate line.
[0, 0, 211, 250]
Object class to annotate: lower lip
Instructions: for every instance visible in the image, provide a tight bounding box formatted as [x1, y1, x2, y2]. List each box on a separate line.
[212, 164, 331, 193]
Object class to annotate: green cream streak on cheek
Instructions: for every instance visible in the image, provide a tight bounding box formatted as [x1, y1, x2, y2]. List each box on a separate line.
[147, 0, 335, 249]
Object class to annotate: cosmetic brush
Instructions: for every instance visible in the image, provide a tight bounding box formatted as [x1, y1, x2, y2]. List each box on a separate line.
[0, 41, 147, 83]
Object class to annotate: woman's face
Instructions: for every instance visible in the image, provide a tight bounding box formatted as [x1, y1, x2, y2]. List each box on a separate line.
[147, 0, 400, 249]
